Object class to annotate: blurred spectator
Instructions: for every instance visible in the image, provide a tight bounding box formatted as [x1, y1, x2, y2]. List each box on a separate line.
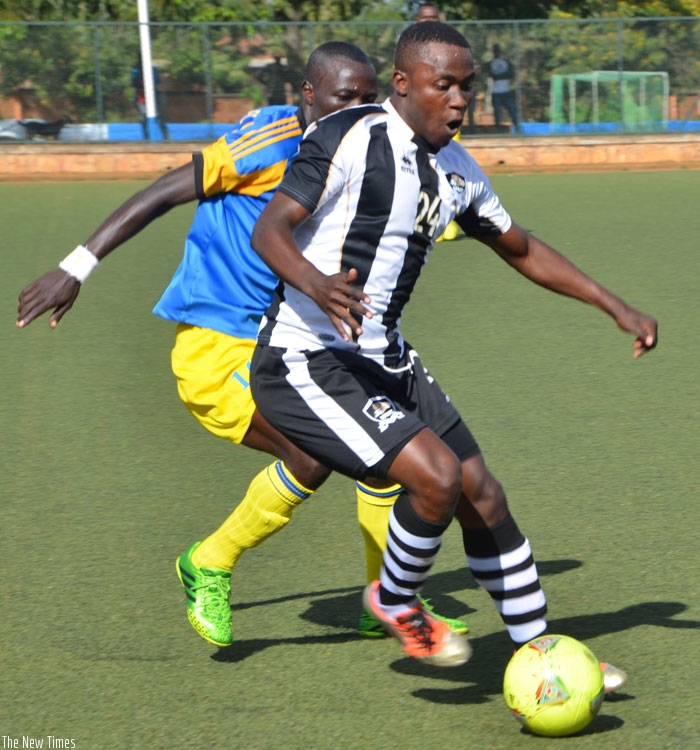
[264, 55, 290, 106]
[487, 43, 520, 133]
[415, 2, 441, 22]
[131, 59, 169, 141]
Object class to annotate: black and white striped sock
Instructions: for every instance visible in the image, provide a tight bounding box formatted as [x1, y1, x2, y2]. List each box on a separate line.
[378, 493, 448, 618]
[464, 512, 548, 645]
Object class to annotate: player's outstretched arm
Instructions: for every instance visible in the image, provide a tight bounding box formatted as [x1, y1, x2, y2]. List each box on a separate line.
[482, 221, 658, 359]
[251, 192, 371, 341]
[17, 162, 197, 329]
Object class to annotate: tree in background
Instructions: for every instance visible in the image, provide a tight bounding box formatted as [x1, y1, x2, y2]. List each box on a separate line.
[1, 0, 697, 126]
[1, 0, 699, 23]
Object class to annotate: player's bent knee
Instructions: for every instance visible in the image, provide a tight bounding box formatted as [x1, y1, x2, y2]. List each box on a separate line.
[389, 434, 462, 520]
[461, 459, 509, 523]
[483, 474, 507, 511]
[282, 450, 331, 491]
[428, 456, 462, 504]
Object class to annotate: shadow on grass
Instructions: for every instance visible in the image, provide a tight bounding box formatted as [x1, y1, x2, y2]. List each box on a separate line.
[214, 557, 700, 706]
[208, 595, 695, 738]
[219, 560, 583, 652]
[232, 584, 360, 612]
[512, 714, 626, 738]
[211, 631, 359, 664]
[230, 559, 585, 620]
[393, 600, 698, 706]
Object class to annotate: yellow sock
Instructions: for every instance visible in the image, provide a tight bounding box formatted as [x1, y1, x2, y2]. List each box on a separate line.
[356, 481, 402, 583]
[193, 460, 313, 571]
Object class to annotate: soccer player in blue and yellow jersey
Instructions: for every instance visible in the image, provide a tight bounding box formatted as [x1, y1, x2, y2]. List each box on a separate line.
[16, 41, 469, 648]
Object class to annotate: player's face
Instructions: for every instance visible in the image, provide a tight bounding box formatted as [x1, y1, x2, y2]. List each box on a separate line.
[394, 42, 475, 149]
[307, 61, 379, 122]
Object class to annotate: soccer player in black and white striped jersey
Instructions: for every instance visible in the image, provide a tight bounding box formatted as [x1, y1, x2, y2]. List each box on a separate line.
[251, 21, 657, 678]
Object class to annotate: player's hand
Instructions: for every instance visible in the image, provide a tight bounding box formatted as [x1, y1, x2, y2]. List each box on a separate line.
[16, 269, 82, 329]
[615, 306, 658, 359]
[308, 267, 372, 341]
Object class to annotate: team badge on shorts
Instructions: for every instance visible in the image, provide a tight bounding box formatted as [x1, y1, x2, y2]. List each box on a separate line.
[362, 396, 405, 433]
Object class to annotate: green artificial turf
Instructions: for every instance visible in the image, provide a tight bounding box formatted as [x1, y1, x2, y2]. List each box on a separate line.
[2, 172, 699, 749]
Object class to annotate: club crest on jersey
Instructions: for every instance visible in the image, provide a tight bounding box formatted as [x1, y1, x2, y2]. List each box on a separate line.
[447, 172, 466, 198]
[362, 396, 405, 433]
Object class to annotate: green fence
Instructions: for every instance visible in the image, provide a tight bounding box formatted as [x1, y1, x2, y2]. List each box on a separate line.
[0, 16, 698, 139]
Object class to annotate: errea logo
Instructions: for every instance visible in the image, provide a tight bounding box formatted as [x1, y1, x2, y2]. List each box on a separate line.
[401, 155, 415, 174]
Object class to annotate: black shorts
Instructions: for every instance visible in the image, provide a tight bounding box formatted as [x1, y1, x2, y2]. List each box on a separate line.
[251, 343, 480, 480]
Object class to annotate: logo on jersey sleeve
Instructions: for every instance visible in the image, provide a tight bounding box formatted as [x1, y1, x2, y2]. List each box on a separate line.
[447, 172, 466, 199]
[362, 396, 406, 433]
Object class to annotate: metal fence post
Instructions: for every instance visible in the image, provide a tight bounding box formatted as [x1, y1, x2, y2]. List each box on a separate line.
[94, 23, 104, 124]
[617, 18, 624, 130]
[513, 20, 521, 135]
[202, 23, 214, 137]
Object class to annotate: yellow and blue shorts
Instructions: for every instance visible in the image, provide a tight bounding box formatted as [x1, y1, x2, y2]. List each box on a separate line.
[171, 324, 256, 445]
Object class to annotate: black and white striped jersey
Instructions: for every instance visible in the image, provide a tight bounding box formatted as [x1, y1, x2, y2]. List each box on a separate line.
[257, 98, 512, 367]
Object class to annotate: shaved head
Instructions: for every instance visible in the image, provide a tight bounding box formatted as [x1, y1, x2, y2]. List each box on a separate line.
[300, 42, 378, 125]
[304, 42, 374, 86]
[390, 21, 474, 149]
[395, 21, 470, 72]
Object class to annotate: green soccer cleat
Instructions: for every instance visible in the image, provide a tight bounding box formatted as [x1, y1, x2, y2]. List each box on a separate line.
[176, 541, 233, 647]
[359, 594, 469, 638]
[359, 607, 388, 638]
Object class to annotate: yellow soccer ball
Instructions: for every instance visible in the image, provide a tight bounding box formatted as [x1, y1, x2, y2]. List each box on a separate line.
[503, 634, 605, 737]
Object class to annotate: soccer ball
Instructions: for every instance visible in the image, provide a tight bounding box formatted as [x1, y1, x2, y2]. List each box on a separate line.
[503, 634, 605, 737]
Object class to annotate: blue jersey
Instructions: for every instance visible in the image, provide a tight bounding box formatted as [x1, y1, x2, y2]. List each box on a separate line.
[153, 106, 303, 339]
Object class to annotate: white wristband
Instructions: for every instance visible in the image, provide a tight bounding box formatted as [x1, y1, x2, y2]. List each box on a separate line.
[59, 245, 99, 283]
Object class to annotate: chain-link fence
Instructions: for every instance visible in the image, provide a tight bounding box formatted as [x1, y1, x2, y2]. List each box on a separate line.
[0, 17, 698, 141]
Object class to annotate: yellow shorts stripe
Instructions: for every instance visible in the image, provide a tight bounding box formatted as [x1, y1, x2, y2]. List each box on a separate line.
[171, 324, 256, 444]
